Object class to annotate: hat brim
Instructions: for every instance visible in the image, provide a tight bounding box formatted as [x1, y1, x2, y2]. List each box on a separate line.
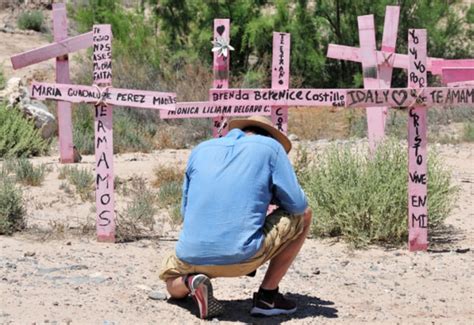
[228, 119, 292, 153]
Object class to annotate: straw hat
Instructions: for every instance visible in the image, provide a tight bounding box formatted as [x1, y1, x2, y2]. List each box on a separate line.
[228, 116, 292, 153]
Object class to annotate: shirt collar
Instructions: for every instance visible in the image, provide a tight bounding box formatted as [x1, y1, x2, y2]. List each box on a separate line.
[226, 128, 245, 139]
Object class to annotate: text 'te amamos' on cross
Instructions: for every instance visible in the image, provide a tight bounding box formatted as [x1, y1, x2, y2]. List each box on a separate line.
[10, 3, 93, 163]
[29, 25, 177, 243]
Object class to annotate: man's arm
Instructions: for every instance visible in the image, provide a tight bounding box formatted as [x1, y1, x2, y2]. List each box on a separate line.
[271, 148, 308, 215]
[180, 171, 190, 219]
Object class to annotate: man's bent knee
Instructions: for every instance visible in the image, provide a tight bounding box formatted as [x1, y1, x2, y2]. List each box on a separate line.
[303, 208, 312, 229]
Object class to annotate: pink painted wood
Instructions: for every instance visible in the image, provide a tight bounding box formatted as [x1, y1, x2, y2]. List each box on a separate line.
[345, 87, 474, 108]
[431, 59, 474, 75]
[93, 25, 115, 243]
[210, 86, 474, 108]
[407, 29, 428, 251]
[160, 101, 271, 119]
[53, 3, 74, 163]
[358, 14, 384, 151]
[11, 32, 93, 70]
[442, 68, 474, 84]
[210, 88, 347, 107]
[212, 19, 230, 137]
[29, 82, 176, 110]
[379, 6, 400, 125]
[327, 44, 442, 73]
[271, 32, 290, 134]
[29, 24, 176, 243]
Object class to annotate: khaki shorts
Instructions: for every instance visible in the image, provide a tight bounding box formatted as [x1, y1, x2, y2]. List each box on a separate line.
[159, 209, 305, 281]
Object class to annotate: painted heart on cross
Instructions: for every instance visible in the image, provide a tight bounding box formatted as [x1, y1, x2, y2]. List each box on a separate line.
[216, 25, 225, 36]
[392, 90, 408, 106]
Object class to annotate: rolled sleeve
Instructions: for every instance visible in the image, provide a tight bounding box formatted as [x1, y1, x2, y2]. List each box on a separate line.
[271, 147, 308, 215]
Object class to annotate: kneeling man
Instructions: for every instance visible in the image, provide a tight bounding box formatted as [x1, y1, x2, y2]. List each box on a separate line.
[160, 116, 312, 319]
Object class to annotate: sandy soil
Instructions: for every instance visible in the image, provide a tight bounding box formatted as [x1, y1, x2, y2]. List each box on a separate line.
[1, 5, 473, 325]
[0, 142, 473, 325]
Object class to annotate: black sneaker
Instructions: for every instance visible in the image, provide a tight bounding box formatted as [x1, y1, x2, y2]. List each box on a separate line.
[187, 274, 224, 319]
[250, 290, 297, 316]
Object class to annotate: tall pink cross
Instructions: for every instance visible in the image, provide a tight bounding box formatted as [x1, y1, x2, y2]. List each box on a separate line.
[210, 30, 474, 252]
[28, 25, 176, 242]
[11, 3, 93, 163]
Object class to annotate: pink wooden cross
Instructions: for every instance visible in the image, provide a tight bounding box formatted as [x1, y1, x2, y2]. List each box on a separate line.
[210, 30, 473, 252]
[211, 19, 231, 137]
[161, 25, 291, 133]
[28, 25, 176, 242]
[358, 6, 400, 151]
[10, 3, 93, 163]
[327, 6, 400, 151]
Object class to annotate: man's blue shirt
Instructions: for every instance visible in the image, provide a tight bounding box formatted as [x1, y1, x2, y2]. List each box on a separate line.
[176, 129, 308, 265]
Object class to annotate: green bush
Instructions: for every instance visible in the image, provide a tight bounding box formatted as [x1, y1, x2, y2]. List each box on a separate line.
[12, 158, 47, 186]
[117, 177, 158, 242]
[299, 139, 458, 247]
[0, 173, 26, 235]
[462, 122, 474, 142]
[0, 67, 5, 90]
[58, 165, 94, 201]
[0, 104, 49, 158]
[17, 10, 45, 32]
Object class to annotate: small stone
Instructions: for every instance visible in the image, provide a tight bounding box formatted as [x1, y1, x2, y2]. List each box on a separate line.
[288, 134, 299, 141]
[53, 302, 59, 306]
[148, 291, 167, 300]
[66, 242, 72, 246]
[340, 260, 350, 267]
[312, 268, 321, 275]
[24, 251, 36, 257]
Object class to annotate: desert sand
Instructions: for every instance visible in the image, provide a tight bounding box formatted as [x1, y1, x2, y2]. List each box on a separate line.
[0, 142, 473, 324]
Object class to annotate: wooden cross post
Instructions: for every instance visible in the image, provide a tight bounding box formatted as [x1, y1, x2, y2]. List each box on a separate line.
[271, 32, 291, 134]
[328, 6, 400, 150]
[358, 6, 400, 151]
[52, 3, 74, 163]
[10, 5, 93, 163]
[211, 19, 231, 137]
[28, 25, 176, 242]
[407, 29, 428, 251]
[210, 30, 474, 252]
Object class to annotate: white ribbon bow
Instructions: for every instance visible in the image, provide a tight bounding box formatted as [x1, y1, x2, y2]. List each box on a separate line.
[211, 36, 235, 58]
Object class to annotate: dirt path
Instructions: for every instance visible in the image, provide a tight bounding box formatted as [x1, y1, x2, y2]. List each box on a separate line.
[0, 144, 473, 324]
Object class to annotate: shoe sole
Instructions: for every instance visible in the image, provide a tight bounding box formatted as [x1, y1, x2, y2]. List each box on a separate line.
[250, 306, 297, 317]
[190, 275, 224, 319]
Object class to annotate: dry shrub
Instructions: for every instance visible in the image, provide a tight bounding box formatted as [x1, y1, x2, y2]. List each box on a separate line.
[288, 107, 366, 140]
[58, 166, 94, 201]
[116, 177, 158, 242]
[152, 164, 184, 188]
[300, 139, 458, 247]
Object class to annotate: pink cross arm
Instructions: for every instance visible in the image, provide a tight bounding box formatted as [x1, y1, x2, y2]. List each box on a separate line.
[210, 87, 473, 108]
[29, 82, 176, 110]
[210, 88, 346, 107]
[11, 32, 93, 70]
[327, 44, 442, 73]
[442, 68, 474, 84]
[431, 59, 474, 75]
[345, 87, 474, 108]
[160, 101, 271, 119]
